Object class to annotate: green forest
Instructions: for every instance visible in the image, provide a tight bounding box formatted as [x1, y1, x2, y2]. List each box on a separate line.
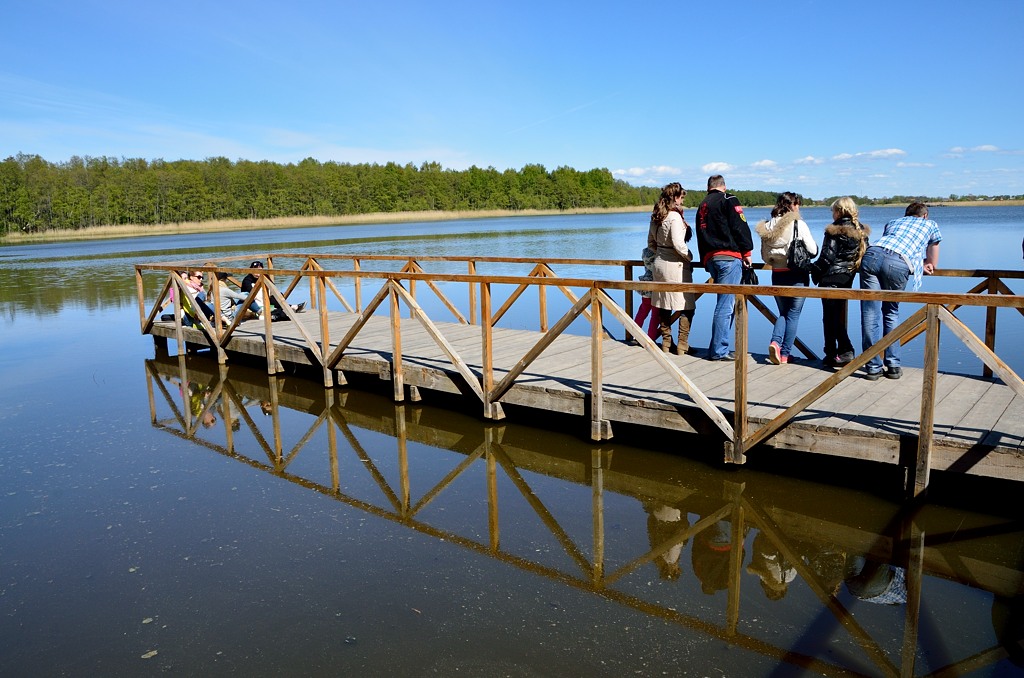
[2, 154, 1019, 236]
[0, 155, 666, 235]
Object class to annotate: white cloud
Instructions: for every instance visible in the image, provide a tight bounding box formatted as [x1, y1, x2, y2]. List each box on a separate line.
[751, 159, 777, 168]
[701, 161, 733, 173]
[832, 148, 906, 161]
[794, 156, 824, 165]
[612, 165, 682, 180]
[865, 148, 906, 158]
[973, 145, 1000, 152]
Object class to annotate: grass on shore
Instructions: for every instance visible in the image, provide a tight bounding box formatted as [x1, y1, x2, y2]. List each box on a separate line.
[0, 207, 648, 244]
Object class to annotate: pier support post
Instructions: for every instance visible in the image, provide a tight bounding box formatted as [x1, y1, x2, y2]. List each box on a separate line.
[153, 335, 168, 358]
[908, 305, 940, 498]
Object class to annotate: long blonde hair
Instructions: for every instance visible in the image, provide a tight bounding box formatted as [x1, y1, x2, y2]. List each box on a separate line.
[831, 197, 868, 267]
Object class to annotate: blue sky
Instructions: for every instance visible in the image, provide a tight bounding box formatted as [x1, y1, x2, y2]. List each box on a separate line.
[3, 0, 1023, 200]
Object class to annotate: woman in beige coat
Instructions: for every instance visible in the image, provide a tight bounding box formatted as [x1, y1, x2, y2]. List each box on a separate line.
[647, 182, 696, 354]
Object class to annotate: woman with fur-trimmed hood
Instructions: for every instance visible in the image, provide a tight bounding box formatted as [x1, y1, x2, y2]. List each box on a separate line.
[810, 197, 871, 367]
[755, 192, 818, 365]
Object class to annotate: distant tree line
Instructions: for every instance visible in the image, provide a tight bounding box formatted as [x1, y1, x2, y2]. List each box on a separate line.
[0, 155, 673, 234]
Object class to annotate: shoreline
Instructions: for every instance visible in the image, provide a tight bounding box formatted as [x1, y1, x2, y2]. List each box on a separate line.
[2, 200, 1020, 245]
[0, 206, 649, 245]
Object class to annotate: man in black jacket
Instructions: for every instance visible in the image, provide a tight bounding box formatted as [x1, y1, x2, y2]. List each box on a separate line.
[695, 175, 754, 360]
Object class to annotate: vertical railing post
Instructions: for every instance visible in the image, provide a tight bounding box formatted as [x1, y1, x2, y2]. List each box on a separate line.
[261, 282, 277, 373]
[468, 260, 478, 325]
[910, 304, 940, 497]
[590, 290, 610, 440]
[984, 274, 997, 379]
[354, 258, 362, 312]
[306, 257, 315, 311]
[481, 282, 498, 419]
[389, 279, 405, 402]
[210, 272, 224, 349]
[624, 263, 635, 325]
[317, 273, 336, 388]
[538, 278, 548, 333]
[173, 274, 186, 356]
[730, 291, 749, 463]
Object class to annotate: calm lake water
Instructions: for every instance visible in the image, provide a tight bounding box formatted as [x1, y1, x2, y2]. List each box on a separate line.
[1, 206, 1023, 675]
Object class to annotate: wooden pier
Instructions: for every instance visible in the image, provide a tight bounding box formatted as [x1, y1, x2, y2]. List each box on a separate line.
[135, 254, 1024, 495]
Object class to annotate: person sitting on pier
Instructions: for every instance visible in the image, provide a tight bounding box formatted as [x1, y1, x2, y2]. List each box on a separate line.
[213, 270, 262, 325]
[241, 260, 305, 320]
[648, 182, 697, 355]
[161, 271, 215, 327]
[810, 197, 871, 368]
[859, 202, 941, 380]
[756, 192, 818, 365]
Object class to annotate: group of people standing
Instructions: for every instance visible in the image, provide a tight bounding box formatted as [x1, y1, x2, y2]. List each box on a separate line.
[635, 175, 942, 380]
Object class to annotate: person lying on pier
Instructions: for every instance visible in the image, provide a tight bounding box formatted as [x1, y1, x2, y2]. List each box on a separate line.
[241, 260, 306, 320]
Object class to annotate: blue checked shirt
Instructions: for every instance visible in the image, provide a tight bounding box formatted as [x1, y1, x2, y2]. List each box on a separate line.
[874, 216, 942, 290]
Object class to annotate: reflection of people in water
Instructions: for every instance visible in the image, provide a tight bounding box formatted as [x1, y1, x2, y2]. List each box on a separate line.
[692, 520, 743, 595]
[803, 543, 847, 597]
[746, 532, 796, 601]
[643, 501, 690, 580]
[844, 555, 907, 605]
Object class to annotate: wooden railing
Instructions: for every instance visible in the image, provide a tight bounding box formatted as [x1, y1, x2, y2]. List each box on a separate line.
[136, 255, 1024, 496]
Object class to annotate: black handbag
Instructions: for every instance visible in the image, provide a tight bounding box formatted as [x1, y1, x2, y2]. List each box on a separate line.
[741, 266, 758, 285]
[787, 221, 813, 272]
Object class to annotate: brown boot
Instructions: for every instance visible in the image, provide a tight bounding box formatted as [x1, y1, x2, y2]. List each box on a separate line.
[658, 309, 673, 353]
[673, 311, 692, 355]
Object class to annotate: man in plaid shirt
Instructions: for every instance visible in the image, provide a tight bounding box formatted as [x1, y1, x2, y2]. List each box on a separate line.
[858, 202, 942, 380]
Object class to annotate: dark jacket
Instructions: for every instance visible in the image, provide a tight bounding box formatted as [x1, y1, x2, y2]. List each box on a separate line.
[695, 190, 754, 265]
[810, 219, 871, 286]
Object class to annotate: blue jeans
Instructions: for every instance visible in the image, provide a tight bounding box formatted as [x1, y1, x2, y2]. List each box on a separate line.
[770, 269, 807, 358]
[859, 247, 911, 373]
[707, 257, 742, 358]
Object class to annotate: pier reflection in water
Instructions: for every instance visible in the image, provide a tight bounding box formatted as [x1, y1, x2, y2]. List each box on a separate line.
[146, 355, 1024, 676]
